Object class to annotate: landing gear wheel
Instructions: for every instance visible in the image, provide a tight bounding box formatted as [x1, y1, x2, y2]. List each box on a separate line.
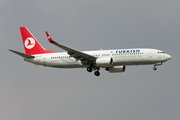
[94, 71, 100, 76]
[87, 67, 92, 72]
[153, 67, 157, 71]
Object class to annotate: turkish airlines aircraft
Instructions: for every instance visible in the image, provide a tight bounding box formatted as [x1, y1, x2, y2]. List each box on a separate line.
[9, 27, 171, 76]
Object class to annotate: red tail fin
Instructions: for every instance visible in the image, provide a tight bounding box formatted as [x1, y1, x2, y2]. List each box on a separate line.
[20, 27, 56, 55]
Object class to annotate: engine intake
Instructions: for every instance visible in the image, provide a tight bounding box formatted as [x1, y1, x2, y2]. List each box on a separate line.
[106, 66, 126, 73]
[96, 57, 113, 67]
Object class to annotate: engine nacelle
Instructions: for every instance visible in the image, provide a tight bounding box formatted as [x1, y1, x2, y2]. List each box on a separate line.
[96, 57, 113, 67]
[106, 66, 126, 73]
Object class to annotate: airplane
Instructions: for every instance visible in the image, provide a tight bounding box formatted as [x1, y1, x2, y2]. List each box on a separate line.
[9, 27, 171, 76]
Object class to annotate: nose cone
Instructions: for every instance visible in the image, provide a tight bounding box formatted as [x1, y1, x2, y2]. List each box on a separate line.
[166, 54, 171, 60]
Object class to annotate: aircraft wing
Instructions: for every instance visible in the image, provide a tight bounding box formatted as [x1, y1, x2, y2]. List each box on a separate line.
[45, 32, 96, 64]
[9, 49, 35, 58]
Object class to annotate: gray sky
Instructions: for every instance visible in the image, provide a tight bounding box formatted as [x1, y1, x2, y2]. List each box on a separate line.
[1, 0, 180, 120]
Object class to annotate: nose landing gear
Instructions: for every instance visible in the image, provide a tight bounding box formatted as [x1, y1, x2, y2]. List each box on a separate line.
[153, 62, 162, 71]
[153, 66, 157, 71]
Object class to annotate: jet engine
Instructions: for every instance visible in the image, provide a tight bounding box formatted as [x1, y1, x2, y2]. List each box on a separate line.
[96, 57, 113, 67]
[106, 66, 126, 73]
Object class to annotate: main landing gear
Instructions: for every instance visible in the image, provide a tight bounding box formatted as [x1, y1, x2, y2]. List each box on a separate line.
[94, 70, 100, 76]
[87, 67, 92, 72]
[87, 67, 100, 76]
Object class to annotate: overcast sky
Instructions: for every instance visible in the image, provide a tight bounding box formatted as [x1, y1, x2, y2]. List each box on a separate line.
[1, 0, 180, 120]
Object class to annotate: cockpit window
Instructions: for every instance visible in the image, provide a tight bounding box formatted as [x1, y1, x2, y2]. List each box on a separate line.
[157, 51, 165, 54]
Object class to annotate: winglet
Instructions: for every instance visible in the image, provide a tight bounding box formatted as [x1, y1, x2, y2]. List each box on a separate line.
[45, 31, 56, 43]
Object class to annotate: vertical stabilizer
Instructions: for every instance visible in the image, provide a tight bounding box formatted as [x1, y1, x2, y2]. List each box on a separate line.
[20, 27, 56, 55]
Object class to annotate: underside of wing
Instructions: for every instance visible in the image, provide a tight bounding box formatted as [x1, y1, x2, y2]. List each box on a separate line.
[45, 31, 96, 66]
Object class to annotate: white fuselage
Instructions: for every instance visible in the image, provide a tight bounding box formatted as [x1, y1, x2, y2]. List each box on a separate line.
[24, 48, 171, 68]
[10, 27, 171, 76]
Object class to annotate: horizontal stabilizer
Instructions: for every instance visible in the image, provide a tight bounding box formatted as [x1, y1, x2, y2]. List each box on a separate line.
[9, 49, 35, 58]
